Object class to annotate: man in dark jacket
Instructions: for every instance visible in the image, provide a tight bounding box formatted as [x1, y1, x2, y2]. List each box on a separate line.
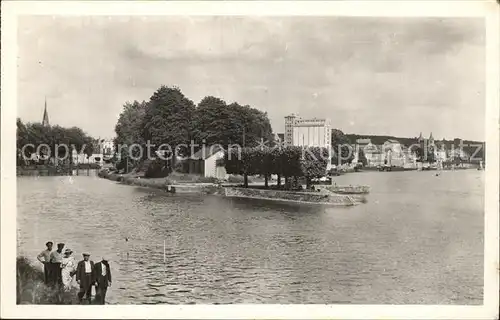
[94, 257, 112, 304]
[76, 253, 95, 304]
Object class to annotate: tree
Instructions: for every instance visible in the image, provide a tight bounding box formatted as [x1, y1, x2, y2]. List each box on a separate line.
[331, 129, 354, 165]
[192, 98, 274, 149]
[191, 96, 235, 147]
[115, 100, 148, 167]
[17, 118, 30, 164]
[227, 103, 274, 147]
[279, 146, 303, 189]
[16, 119, 95, 168]
[224, 147, 257, 188]
[260, 147, 275, 188]
[427, 144, 436, 163]
[358, 148, 368, 166]
[301, 146, 329, 189]
[412, 144, 424, 162]
[271, 147, 284, 187]
[142, 86, 195, 159]
[115, 100, 147, 147]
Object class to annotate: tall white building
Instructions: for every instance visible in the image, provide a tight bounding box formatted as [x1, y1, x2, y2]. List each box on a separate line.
[293, 118, 332, 149]
[284, 114, 332, 149]
[284, 114, 332, 170]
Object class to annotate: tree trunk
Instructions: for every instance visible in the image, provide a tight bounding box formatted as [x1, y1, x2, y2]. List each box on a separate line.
[306, 177, 311, 189]
[284, 176, 289, 189]
[264, 175, 269, 189]
[244, 174, 248, 188]
[277, 174, 281, 187]
[69, 147, 74, 176]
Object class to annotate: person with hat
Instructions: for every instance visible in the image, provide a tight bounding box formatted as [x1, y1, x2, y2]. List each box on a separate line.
[94, 256, 112, 304]
[36, 241, 53, 284]
[61, 248, 77, 291]
[49, 243, 65, 287]
[76, 252, 95, 303]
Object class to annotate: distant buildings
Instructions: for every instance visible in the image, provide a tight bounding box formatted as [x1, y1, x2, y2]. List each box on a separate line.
[355, 132, 475, 168]
[358, 138, 418, 168]
[71, 139, 115, 166]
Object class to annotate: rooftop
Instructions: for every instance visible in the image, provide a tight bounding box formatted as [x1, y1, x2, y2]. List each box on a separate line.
[191, 145, 224, 160]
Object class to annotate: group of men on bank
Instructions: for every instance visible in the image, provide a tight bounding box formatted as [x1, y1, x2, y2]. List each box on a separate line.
[37, 241, 112, 304]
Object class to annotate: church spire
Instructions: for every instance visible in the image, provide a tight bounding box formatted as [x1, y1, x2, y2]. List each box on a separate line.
[428, 132, 435, 145]
[417, 132, 423, 142]
[42, 97, 49, 127]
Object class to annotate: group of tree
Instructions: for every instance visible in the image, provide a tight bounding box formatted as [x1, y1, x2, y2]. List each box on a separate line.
[16, 118, 95, 166]
[330, 129, 355, 165]
[114, 85, 274, 172]
[224, 146, 329, 189]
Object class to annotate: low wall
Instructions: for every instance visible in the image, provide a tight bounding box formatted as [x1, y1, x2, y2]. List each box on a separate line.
[325, 185, 370, 194]
[224, 187, 357, 206]
[98, 170, 358, 204]
[98, 170, 222, 194]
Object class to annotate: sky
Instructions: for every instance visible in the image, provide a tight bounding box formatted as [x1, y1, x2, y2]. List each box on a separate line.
[17, 16, 486, 141]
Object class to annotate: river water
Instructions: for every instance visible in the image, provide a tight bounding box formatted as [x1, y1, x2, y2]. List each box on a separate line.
[17, 170, 484, 304]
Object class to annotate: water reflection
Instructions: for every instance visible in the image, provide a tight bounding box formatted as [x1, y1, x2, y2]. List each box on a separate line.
[17, 170, 484, 304]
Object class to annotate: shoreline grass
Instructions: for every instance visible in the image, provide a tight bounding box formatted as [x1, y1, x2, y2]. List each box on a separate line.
[16, 257, 80, 305]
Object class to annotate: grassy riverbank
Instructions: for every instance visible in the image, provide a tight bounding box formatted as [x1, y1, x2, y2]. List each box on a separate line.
[16, 257, 79, 304]
[17, 163, 101, 176]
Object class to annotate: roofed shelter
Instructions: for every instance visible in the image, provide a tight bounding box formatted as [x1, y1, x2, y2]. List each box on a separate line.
[188, 145, 227, 179]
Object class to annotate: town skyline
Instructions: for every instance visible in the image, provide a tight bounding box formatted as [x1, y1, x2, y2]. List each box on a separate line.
[18, 16, 485, 141]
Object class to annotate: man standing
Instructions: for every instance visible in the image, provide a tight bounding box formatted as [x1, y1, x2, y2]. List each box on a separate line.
[36, 241, 53, 284]
[94, 257, 112, 304]
[76, 253, 95, 304]
[49, 243, 65, 287]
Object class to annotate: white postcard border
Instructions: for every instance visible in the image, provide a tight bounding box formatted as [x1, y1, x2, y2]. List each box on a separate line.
[1, 1, 499, 319]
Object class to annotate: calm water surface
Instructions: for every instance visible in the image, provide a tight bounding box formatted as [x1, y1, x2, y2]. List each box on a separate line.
[17, 170, 484, 304]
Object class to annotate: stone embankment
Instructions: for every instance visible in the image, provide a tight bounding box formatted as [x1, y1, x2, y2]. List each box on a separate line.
[98, 169, 365, 206]
[98, 170, 221, 195]
[224, 187, 359, 206]
[326, 185, 370, 194]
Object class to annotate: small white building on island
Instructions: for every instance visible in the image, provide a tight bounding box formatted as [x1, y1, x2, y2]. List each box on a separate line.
[188, 145, 228, 180]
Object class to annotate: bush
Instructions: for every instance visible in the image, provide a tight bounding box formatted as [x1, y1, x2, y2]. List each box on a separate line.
[227, 175, 253, 184]
[197, 176, 219, 183]
[165, 172, 220, 184]
[173, 161, 189, 173]
[17, 257, 79, 305]
[145, 158, 172, 178]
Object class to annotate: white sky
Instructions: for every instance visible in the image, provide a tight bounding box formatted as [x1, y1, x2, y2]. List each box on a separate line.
[17, 16, 485, 141]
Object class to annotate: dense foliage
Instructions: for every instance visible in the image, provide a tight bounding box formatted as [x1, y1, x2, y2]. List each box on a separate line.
[16, 118, 95, 166]
[112, 85, 275, 174]
[17, 257, 79, 304]
[142, 86, 196, 157]
[224, 146, 329, 188]
[331, 129, 355, 165]
[191, 96, 273, 148]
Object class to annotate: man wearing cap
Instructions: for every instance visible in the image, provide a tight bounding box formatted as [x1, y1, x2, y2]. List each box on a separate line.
[76, 253, 95, 303]
[36, 241, 53, 284]
[94, 257, 112, 304]
[49, 243, 65, 287]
